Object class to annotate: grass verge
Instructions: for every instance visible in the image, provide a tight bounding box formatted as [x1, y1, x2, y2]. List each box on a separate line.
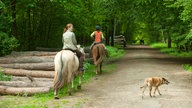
[151, 43, 192, 73]
[182, 64, 192, 72]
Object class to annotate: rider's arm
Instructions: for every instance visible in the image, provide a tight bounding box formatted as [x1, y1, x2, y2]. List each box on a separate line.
[101, 33, 104, 40]
[72, 32, 77, 46]
[90, 32, 95, 38]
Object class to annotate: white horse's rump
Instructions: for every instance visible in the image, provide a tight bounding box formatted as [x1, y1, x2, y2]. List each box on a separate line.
[53, 50, 82, 99]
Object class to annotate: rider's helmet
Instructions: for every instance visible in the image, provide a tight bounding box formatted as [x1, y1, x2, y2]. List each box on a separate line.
[95, 25, 100, 30]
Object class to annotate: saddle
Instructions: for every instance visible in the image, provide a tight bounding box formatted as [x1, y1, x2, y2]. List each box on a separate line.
[63, 48, 77, 55]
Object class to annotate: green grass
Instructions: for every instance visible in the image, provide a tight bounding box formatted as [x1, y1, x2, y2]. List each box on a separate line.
[151, 43, 192, 73]
[182, 64, 192, 72]
[107, 46, 126, 58]
[0, 67, 12, 81]
[150, 43, 192, 57]
[0, 46, 125, 108]
[150, 43, 168, 49]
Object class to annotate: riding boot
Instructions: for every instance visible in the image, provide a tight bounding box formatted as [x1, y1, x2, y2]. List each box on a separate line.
[78, 56, 84, 71]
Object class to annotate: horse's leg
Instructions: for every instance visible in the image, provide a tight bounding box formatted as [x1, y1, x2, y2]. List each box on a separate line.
[77, 73, 82, 89]
[95, 65, 98, 75]
[71, 77, 75, 92]
[67, 76, 72, 96]
[54, 89, 59, 99]
[100, 62, 102, 74]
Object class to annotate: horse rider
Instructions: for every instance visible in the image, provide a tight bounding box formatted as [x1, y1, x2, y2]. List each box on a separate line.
[90, 25, 109, 57]
[62, 23, 84, 71]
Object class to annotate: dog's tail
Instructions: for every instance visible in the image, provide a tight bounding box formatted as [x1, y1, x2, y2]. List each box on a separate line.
[140, 82, 148, 89]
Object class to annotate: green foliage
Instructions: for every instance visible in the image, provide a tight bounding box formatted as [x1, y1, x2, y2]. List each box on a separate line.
[106, 46, 126, 58]
[0, 68, 12, 81]
[151, 43, 192, 57]
[0, 32, 19, 56]
[1, 0, 192, 53]
[150, 43, 167, 49]
[182, 64, 192, 72]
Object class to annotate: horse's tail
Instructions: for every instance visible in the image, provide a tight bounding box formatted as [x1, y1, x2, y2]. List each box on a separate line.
[95, 45, 105, 65]
[53, 51, 67, 90]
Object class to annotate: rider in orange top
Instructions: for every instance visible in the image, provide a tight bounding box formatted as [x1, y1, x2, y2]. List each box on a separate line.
[90, 25, 109, 57]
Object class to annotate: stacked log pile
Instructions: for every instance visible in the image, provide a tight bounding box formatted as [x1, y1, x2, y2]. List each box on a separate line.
[0, 51, 56, 95]
[114, 35, 126, 48]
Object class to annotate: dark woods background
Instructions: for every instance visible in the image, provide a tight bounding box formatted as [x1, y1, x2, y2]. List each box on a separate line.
[0, 0, 192, 55]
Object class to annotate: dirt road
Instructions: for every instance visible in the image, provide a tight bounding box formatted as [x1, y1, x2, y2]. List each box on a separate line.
[1, 45, 192, 108]
[79, 45, 192, 108]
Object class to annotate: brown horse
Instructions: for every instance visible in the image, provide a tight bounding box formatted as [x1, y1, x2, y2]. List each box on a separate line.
[53, 45, 85, 99]
[92, 44, 106, 75]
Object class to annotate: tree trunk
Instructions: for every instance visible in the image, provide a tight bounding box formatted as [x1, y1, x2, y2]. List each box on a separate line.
[11, 0, 17, 37]
[111, 18, 116, 46]
[161, 30, 166, 43]
[2, 68, 54, 78]
[0, 86, 50, 95]
[167, 32, 172, 48]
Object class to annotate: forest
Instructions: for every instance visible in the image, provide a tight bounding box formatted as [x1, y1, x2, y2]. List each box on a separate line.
[0, 0, 192, 56]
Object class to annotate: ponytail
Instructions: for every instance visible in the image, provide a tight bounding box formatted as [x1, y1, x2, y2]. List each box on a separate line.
[63, 23, 73, 33]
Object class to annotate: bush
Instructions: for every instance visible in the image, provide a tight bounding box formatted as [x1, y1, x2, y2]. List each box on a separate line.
[150, 43, 167, 49]
[106, 46, 126, 58]
[0, 68, 12, 81]
[182, 64, 192, 72]
[0, 32, 19, 56]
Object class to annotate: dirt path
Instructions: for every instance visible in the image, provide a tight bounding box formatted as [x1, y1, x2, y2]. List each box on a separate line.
[78, 45, 192, 108]
[1, 45, 192, 108]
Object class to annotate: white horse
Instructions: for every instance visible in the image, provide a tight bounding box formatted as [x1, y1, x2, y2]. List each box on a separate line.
[53, 45, 84, 99]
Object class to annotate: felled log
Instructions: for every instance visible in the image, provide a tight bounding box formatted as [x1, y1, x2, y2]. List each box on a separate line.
[11, 76, 53, 82]
[10, 51, 57, 57]
[0, 81, 35, 87]
[2, 68, 54, 78]
[0, 86, 50, 95]
[36, 47, 61, 52]
[84, 47, 91, 53]
[0, 56, 54, 64]
[0, 81, 53, 88]
[0, 62, 54, 71]
[114, 35, 124, 38]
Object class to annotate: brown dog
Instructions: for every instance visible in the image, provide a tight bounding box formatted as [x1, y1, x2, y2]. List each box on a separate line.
[140, 77, 170, 98]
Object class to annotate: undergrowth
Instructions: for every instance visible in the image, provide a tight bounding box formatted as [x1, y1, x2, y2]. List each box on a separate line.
[182, 64, 192, 72]
[150, 43, 192, 57]
[106, 46, 126, 58]
[151, 43, 192, 73]
[0, 67, 12, 81]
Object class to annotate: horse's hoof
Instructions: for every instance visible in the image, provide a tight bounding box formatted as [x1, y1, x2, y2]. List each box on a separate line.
[54, 96, 59, 99]
[77, 85, 81, 89]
